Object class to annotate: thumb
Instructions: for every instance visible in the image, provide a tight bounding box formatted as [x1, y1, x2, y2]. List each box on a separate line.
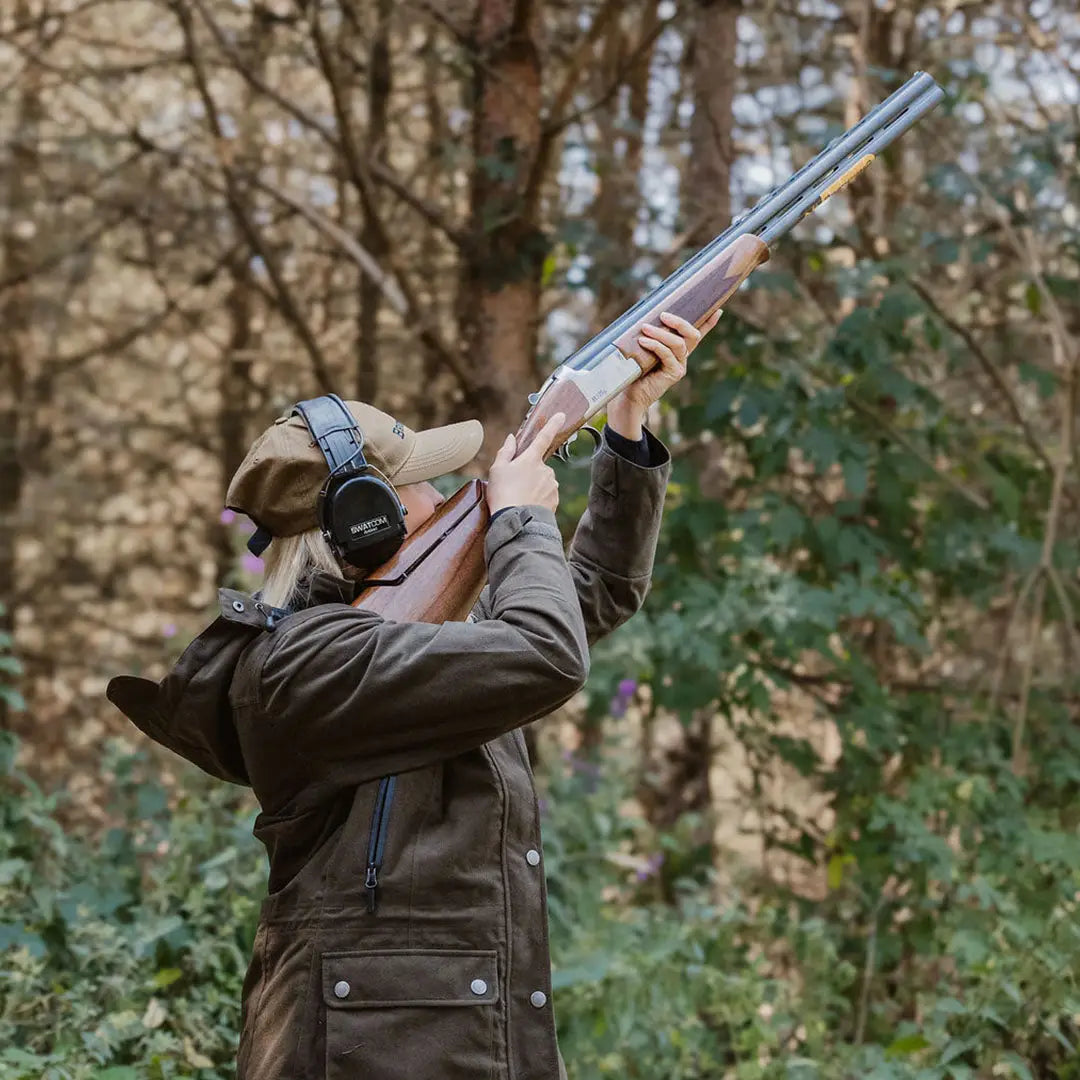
[494, 432, 515, 462]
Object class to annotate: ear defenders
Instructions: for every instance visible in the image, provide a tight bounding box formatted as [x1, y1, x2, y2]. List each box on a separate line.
[292, 394, 407, 571]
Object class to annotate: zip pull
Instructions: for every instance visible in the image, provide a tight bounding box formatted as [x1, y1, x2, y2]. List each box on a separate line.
[365, 865, 379, 913]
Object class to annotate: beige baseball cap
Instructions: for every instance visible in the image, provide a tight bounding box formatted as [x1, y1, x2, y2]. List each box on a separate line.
[226, 399, 484, 544]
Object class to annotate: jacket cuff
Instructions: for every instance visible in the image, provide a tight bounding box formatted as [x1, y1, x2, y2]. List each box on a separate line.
[602, 425, 650, 467]
[484, 504, 563, 560]
[601, 424, 670, 470]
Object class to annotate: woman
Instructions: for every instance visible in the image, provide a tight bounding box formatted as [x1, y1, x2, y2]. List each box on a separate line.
[107, 310, 719, 1080]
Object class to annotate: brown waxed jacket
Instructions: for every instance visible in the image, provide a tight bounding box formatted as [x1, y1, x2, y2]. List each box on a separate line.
[107, 426, 671, 1080]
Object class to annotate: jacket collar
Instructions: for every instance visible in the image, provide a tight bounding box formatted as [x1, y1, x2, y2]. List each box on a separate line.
[294, 570, 360, 609]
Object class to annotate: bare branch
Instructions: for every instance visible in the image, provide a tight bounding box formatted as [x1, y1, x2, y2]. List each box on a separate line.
[174, 0, 335, 392]
[846, 395, 991, 511]
[545, 0, 622, 133]
[910, 276, 1053, 472]
[252, 174, 408, 314]
[1012, 338, 1078, 773]
[186, 0, 466, 247]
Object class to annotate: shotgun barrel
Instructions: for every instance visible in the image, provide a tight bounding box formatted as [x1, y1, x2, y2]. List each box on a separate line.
[562, 71, 944, 374]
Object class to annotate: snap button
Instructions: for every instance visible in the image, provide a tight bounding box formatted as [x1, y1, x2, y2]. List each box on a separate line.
[333, 980, 350, 999]
[530, 990, 547, 1008]
[525, 849, 541, 867]
[470, 978, 488, 996]
[232, 600, 245, 613]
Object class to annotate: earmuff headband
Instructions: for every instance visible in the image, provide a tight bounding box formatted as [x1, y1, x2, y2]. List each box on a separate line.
[292, 394, 369, 481]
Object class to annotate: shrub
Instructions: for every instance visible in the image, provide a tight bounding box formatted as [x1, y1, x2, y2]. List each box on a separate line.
[0, 736, 262, 1079]
[1, 733, 1078, 1079]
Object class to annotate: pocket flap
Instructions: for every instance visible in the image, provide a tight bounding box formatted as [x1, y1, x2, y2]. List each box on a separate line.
[322, 949, 499, 1009]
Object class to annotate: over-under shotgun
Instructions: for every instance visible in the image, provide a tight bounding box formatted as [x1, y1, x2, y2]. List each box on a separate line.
[355, 71, 945, 624]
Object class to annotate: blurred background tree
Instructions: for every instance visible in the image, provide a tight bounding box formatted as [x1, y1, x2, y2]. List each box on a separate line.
[0, 0, 1077, 1076]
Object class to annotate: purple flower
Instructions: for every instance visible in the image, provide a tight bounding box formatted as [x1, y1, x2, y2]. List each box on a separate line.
[162, 622, 177, 639]
[635, 852, 664, 882]
[610, 677, 639, 717]
[242, 552, 265, 575]
[562, 748, 601, 777]
[219, 508, 237, 525]
[538, 798, 549, 817]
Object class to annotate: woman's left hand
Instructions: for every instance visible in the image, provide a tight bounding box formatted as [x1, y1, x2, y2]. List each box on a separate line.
[606, 309, 722, 440]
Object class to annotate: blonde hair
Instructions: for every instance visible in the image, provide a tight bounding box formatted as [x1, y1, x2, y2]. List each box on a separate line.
[260, 526, 351, 610]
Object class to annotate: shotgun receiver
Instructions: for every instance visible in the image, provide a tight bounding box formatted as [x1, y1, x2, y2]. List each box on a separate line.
[354, 71, 944, 623]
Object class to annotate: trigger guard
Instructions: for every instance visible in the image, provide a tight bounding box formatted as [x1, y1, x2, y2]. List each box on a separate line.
[554, 425, 603, 467]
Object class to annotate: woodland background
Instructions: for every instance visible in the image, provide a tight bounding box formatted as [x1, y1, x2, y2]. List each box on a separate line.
[1, 0, 1078, 1077]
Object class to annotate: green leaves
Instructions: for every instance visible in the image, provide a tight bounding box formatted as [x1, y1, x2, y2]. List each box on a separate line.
[0, 737, 264, 1077]
[0, 606, 24, 713]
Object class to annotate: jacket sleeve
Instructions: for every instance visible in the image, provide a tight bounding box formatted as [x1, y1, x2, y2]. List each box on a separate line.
[473, 426, 671, 645]
[565, 425, 671, 644]
[243, 506, 589, 811]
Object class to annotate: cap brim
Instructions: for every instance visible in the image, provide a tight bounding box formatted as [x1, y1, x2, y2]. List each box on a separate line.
[390, 419, 484, 486]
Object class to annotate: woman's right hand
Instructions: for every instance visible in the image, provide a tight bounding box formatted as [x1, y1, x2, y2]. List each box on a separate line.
[486, 412, 565, 516]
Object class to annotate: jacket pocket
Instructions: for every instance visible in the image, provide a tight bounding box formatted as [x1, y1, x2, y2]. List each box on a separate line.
[322, 948, 499, 1080]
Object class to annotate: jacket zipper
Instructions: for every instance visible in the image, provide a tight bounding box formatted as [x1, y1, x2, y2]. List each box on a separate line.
[365, 775, 397, 914]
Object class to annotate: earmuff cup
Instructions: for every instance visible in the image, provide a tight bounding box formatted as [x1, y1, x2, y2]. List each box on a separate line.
[322, 471, 407, 570]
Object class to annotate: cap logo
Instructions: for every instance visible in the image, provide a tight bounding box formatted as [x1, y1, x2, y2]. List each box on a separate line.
[391, 421, 405, 439]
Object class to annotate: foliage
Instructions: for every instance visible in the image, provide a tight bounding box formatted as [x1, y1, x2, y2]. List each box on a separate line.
[0, 604, 24, 715]
[547, 743, 1080, 1080]
[2, 736, 1078, 1078]
[573, 82, 1080, 1075]
[0, 739, 263, 1079]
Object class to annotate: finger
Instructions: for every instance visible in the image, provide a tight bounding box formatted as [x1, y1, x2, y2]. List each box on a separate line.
[530, 412, 567, 457]
[637, 335, 681, 373]
[640, 322, 689, 358]
[658, 311, 701, 345]
[702, 308, 722, 333]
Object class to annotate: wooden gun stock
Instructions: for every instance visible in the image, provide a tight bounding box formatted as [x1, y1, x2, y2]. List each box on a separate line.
[355, 480, 490, 623]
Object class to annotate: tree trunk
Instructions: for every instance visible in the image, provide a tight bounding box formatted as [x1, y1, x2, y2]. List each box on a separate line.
[685, 0, 738, 249]
[0, 0, 41, 728]
[417, 24, 449, 429]
[638, 0, 739, 856]
[356, 0, 393, 404]
[592, 0, 661, 329]
[214, 9, 269, 583]
[458, 0, 545, 458]
[847, 0, 913, 254]
[217, 251, 256, 579]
